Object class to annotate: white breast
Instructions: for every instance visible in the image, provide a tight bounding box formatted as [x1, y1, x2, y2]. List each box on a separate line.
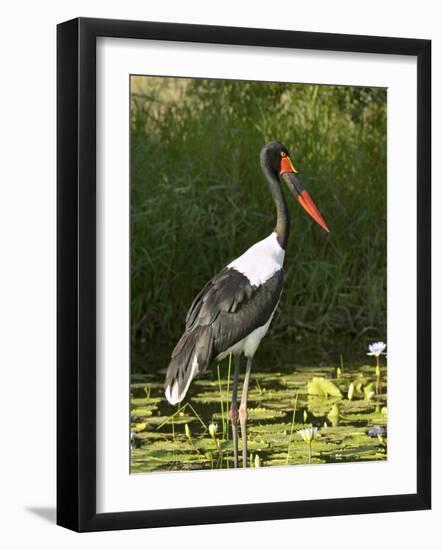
[227, 232, 285, 287]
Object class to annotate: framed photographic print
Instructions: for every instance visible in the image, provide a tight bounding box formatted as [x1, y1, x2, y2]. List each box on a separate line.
[57, 17, 431, 531]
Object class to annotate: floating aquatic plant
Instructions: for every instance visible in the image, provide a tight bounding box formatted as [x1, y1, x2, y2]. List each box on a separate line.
[367, 341, 386, 394]
[367, 341, 387, 356]
[208, 422, 220, 449]
[298, 426, 319, 464]
[184, 423, 205, 459]
[363, 382, 376, 401]
[368, 425, 386, 438]
[207, 422, 223, 467]
[307, 377, 342, 398]
[184, 423, 191, 440]
[208, 422, 218, 438]
[327, 404, 340, 426]
[133, 422, 147, 432]
[130, 360, 388, 473]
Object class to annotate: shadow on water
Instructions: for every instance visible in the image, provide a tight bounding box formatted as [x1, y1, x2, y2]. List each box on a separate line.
[130, 336, 387, 473]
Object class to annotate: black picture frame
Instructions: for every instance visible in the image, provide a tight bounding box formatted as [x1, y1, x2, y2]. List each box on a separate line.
[57, 17, 431, 532]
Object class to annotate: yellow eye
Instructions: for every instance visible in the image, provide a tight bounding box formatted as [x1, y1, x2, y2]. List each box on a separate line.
[281, 152, 286, 157]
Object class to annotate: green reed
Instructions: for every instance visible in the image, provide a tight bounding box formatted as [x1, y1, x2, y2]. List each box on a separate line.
[130, 77, 387, 364]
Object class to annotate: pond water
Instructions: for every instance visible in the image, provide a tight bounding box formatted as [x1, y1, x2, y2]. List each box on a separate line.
[130, 341, 387, 473]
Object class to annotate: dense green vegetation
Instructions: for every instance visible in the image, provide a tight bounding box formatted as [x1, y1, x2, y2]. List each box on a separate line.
[131, 77, 386, 371]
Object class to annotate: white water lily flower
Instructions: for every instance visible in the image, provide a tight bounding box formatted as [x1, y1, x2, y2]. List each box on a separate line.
[208, 423, 218, 438]
[367, 341, 387, 357]
[298, 427, 318, 443]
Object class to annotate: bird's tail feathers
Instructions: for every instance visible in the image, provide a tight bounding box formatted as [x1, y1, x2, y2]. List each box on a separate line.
[164, 327, 212, 405]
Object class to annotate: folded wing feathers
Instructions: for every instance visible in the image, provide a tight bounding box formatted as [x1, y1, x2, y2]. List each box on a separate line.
[190, 269, 255, 327]
[165, 267, 284, 404]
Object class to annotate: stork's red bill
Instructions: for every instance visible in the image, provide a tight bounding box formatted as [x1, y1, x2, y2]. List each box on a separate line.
[280, 154, 330, 233]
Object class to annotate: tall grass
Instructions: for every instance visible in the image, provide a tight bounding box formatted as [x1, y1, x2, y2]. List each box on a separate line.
[130, 77, 386, 367]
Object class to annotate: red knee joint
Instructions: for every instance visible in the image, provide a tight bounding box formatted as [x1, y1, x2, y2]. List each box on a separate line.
[230, 406, 238, 424]
[239, 406, 248, 421]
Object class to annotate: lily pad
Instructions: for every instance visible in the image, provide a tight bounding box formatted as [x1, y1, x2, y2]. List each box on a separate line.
[228, 408, 285, 421]
[147, 414, 196, 425]
[308, 396, 341, 417]
[249, 422, 293, 434]
[131, 407, 154, 417]
[307, 377, 342, 398]
[131, 397, 162, 406]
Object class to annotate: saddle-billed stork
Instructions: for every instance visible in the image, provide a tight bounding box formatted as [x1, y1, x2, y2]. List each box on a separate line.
[164, 141, 329, 467]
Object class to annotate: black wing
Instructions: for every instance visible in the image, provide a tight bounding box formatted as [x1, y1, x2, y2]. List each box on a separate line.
[180, 267, 284, 359]
[165, 267, 284, 403]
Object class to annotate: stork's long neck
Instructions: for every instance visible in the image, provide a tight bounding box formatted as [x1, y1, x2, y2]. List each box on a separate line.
[262, 164, 290, 249]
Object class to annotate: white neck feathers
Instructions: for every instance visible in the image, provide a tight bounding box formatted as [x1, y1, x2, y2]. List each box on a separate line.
[227, 232, 285, 287]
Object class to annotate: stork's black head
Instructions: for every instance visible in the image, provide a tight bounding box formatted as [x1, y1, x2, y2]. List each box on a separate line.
[260, 141, 330, 233]
[260, 141, 291, 174]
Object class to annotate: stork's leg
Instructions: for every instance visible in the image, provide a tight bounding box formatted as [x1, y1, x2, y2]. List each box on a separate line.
[239, 357, 253, 468]
[230, 355, 240, 468]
